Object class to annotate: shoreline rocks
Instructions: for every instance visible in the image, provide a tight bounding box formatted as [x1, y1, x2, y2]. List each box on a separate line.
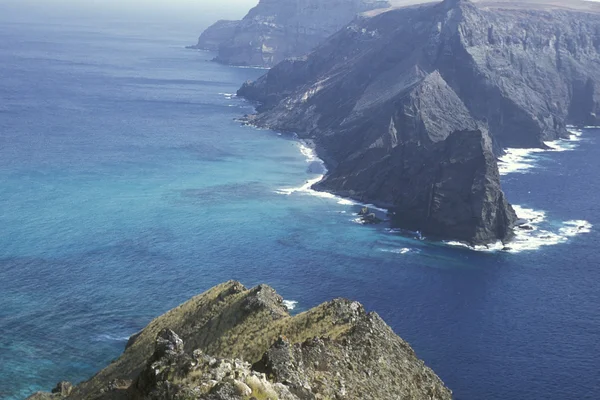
[238, 0, 600, 245]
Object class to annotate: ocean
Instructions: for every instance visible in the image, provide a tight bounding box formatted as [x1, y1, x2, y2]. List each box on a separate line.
[0, 4, 598, 400]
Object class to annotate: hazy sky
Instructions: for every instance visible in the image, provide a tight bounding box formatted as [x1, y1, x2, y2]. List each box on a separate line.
[24, 0, 260, 14]
[80, 0, 259, 14]
[1, 0, 261, 35]
[2, 0, 260, 22]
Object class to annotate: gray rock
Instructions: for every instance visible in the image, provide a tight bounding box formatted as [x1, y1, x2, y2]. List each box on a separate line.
[238, 0, 600, 244]
[51, 382, 72, 397]
[359, 207, 383, 224]
[37, 282, 451, 400]
[189, 20, 241, 52]
[195, 0, 391, 67]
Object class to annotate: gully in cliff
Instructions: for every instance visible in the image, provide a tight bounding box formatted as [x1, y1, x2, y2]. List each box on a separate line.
[237, 0, 600, 246]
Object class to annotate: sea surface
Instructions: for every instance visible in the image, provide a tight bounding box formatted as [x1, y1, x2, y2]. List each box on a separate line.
[1, 5, 599, 400]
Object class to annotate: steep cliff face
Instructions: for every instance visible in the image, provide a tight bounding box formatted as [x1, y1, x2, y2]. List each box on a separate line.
[194, 0, 391, 67]
[238, 0, 600, 244]
[27, 281, 452, 400]
[189, 20, 240, 52]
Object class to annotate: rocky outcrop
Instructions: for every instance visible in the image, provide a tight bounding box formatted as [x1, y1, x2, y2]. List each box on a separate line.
[238, 0, 600, 244]
[28, 281, 451, 400]
[189, 20, 240, 52]
[358, 207, 384, 224]
[193, 0, 391, 67]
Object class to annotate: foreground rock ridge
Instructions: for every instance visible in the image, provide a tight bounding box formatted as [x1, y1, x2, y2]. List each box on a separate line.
[191, 0, 391, 67]
[28, 281, 452, 400]
[238, 0, 600, 244]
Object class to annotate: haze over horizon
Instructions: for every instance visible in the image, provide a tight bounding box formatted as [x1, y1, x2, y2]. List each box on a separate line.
[0, 0, 260, 35]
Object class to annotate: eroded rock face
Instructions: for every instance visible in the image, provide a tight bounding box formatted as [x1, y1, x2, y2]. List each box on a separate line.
[238, 0, 600, 244]
[193, 0, 391, 67]
[28, 281, 451, 400]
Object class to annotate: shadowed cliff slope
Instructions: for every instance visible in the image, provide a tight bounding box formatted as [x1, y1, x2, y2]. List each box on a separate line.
[238, 0, 600, 244]
[27, 281, 451, 400]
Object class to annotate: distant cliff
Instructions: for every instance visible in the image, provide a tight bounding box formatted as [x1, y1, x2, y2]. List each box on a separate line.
[238, 0, 600, 245]
[189, 20, 240, 52]
[191, 0, 391, 67]
[27, 281, 451, 400]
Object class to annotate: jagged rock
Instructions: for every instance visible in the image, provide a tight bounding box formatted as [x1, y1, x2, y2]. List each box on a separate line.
[25, 381, 73, 400]
[51, 382, 73, 396]
[238, 0, 600, 244]
[518, 225, 535, 231]
[358, 207, 383, 224]
[33, 281, 451, 400]
[26, 393, 57, 400]
[193, 0, 391, 67]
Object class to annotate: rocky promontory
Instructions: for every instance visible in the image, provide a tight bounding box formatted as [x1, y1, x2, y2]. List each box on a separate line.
[191, 0, 391, 67]
[28, 281, 451, 400]
[238, 0, 600, 245]
[190, 20, 240, 52]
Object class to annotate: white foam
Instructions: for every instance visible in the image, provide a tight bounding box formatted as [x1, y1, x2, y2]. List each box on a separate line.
[337, 198, 356, 206]
[274, 174, 325, 196]
[444, 205, 592, 253]
[219, 92, 236, 99]
[560, 220, 593, 236]
[379, 247, 413, 255]
[444, 240, 505, 252]
[233, 65, 270, 70]
[543, 129, 582, 152]
[499, 129, 585, 175]
[498, 147, 546, 175]
[275, 141, 390, 213]
[297, 142, 320, 163]
[512, 205, 546, 224]
[94, 334, 130, 342]
[282, 300, 298, 310]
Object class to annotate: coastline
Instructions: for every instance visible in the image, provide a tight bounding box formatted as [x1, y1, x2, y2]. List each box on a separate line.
[238, 103, 593, 254]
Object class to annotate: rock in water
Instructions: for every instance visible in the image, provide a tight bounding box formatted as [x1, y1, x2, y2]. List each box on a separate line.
[28, 281, 451, 399]
[359, 207, 384, 224]
[238, 0, 600, 244]
[192, 0, 391, 67]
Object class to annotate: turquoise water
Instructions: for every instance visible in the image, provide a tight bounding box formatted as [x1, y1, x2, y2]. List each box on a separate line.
[1, 5, 599, 400]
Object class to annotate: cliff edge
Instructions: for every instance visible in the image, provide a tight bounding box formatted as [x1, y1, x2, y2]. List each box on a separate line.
[191, 0, 391, 67]
[238, 0, 600, 244]
[28, 281, 452, 400]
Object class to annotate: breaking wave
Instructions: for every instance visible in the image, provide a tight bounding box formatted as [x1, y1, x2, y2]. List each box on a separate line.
[498, 129, 584, 175]
[93, 334, 130, 342]
[282, 300, 298, 310]
[444, 205, 592, 253]
[378, 247, 415, 255]
[275, 141, 387, 212]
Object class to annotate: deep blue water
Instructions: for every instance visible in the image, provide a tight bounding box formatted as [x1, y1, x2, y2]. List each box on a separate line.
[1, 6, 599, 400]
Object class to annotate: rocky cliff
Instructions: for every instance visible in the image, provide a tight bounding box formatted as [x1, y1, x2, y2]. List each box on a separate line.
[28, 281, 451, 400]
[190, 20, 241, 52]
[238, 0, 600, 244]
[192, 0, 391, 67]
